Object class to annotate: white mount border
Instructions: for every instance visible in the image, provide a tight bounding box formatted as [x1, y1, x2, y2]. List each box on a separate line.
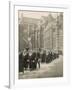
[9, 1, 71, 88]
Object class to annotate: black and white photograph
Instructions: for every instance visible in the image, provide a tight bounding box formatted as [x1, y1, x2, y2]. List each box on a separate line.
[18, 10, 63, 79]
[0, 0, 72, 89]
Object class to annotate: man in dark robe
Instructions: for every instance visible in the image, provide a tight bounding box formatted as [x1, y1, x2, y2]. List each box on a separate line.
[23, 52, 29, 70]
[29, 51, 36, 70]
[19, 52, 24, 73]
[41, 50, 46, 63]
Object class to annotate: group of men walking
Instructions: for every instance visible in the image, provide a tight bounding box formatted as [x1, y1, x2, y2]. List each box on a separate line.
[19, 48, 41, 73]
[19, 48, 59, 73]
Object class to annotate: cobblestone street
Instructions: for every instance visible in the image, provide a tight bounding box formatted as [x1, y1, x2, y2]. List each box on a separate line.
[19, 55, 63, 79]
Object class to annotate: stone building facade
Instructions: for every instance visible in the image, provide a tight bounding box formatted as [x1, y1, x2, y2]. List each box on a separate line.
[41, 13, 63, 53]
[19, 17, 41, 51]
[19, 12, 63, 53]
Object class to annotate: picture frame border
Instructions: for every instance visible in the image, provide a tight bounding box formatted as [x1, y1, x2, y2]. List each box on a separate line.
[9, 1, 71, 89]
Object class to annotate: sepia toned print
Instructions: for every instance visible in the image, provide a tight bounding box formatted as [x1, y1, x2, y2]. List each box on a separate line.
[18, 10, 63, 79]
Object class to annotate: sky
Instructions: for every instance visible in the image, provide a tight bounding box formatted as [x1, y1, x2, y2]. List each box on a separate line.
[18, 10, 61, 19]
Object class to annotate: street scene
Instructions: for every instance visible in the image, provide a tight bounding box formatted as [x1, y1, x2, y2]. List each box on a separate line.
[19, 55, 63, 79]
[18, 11, 63, 79]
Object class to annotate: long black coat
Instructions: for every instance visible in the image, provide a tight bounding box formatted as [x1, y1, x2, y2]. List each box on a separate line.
[29, 52, 36, 70]
[23, 53, 29, 69]
[19, 52, 23, 72]
[41, 53, 46, 63]
[46, 52, 53, 63]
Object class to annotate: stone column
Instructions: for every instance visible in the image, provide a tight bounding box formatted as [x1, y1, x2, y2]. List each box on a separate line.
[27, 24, 30, 37]
[55, 13, 59, 53]
[49, 28, 53, 50]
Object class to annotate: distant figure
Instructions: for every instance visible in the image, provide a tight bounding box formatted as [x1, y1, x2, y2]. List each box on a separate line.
[36, 49, 41, 69]
[41, 50, 46, 63]
[46, 51, 52, 63]
[46, 51, 50, 63]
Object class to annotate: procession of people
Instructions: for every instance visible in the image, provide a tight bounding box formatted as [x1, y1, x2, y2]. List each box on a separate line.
[19, 48, 60, 74]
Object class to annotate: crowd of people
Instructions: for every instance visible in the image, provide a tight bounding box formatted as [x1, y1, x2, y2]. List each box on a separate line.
[19, 48, 60, 73]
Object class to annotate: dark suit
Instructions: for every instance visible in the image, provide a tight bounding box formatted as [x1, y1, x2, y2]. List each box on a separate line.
[41, 53, 46, 63]
[19, 52, 23, 72]
[23, 53, 29, 70]
[29, 52, 36, 70]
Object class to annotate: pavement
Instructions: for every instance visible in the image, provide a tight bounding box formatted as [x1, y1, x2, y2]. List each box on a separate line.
[19, 55, 63, 79]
